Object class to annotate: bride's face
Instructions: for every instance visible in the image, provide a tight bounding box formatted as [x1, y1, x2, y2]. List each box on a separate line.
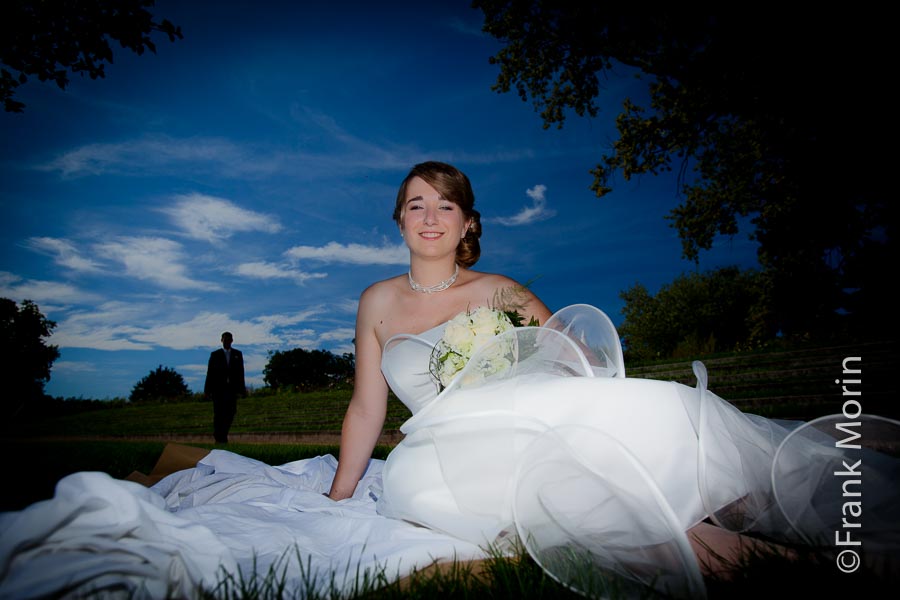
[400, 177, 470, 257]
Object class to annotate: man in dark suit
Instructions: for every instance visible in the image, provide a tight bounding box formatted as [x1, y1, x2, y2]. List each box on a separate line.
[204, 331, 246, 443]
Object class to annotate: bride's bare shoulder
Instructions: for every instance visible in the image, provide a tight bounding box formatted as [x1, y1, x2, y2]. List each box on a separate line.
[465, 270, 551, 323]
[465, 271, 522, 293]
[359, 275, 405, 309]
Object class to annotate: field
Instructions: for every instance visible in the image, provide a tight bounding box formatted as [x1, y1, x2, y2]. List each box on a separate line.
[3, 339, 897, 509]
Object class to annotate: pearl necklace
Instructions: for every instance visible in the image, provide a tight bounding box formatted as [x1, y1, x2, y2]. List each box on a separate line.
[408, 264, 459, 293]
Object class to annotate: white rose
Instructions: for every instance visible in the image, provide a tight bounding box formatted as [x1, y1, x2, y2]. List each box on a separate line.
[442, 320, 473, 351]
[440, 351, 467, 386]
[470, 306, 504, 334]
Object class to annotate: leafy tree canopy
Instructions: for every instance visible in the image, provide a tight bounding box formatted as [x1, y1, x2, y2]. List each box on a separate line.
[0, 298, 60, 415]
[619, 267, 766, 361]
[1, 0, 182, 112]
[264, 348, 354, 392]
[130, 364, 190, 403]
[475, 4, 893, 339]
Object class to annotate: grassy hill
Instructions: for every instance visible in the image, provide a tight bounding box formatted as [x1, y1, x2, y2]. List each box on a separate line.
[1, 338, 896, 512]
[626, 339, 897, 420]
[5, 338, 896, 443]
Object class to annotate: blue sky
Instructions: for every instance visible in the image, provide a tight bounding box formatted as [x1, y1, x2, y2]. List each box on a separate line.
[0, 1, 758, 399]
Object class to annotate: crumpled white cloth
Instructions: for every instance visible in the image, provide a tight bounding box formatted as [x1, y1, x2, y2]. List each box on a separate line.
[0, 451, 485, 599]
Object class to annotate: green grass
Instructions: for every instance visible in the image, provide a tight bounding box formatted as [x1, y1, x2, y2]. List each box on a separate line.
[7, 389, 412, 438]
[200, 541, 589, 600]
[3, 439, 896, 598]
[199, 535, 897, 599]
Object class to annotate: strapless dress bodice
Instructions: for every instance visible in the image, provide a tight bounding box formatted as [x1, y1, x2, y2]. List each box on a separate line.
[381, 304, 627, 416]
[381, 323, 445, 415]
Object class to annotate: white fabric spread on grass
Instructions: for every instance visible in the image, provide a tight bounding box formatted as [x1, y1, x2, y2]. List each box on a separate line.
[0, 451, 485, 599]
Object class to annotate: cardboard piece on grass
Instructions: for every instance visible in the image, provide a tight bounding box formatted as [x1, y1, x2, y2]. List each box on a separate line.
[125, 442, 210, 487]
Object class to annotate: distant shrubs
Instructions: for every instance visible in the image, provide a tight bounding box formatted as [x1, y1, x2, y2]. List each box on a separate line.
[263, 348, 354, 392]
[11, 395, 126, 422]
[129, 365, 191, 403]
[619, 266, 770, 361]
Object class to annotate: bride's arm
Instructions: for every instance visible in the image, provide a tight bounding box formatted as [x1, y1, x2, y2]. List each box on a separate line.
[327, 289, 389, 500]
[489, 275, 552, 325]
[521, 288, 552, 325]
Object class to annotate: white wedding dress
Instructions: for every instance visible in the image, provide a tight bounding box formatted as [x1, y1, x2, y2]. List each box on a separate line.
[377, 304, 900, 598]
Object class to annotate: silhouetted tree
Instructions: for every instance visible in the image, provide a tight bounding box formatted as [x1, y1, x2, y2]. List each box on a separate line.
[475, 5, 893, 340]
[619, 267, 767, 361]
[0, 298, 60, 416]
[264, 348, 354, 392]
[130, 364, 190, 403]
[1, 0, 182, 112]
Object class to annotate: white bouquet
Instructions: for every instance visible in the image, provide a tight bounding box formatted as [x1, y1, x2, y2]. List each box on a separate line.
[430, 306, 516, 390]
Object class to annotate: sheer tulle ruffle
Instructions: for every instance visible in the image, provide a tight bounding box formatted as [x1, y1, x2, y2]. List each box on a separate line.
[513, 426, 705, 598]
[379, 304, 900, 597]
[772, 413, 900, 574]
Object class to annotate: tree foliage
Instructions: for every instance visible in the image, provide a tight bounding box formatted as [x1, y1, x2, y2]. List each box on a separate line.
[130, 364, 190, 403]
[0, 298, 60, 415]
[264, 348, 354, 392]
[619, 267, 768, 361]
[1, 0, 182, 112]
[475, 4, 893, 340]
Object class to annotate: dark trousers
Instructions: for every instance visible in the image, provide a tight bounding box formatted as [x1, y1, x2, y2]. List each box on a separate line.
[213, 395, 237, 443]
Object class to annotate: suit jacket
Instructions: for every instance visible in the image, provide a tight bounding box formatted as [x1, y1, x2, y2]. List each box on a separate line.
[204, 347, 246, 399]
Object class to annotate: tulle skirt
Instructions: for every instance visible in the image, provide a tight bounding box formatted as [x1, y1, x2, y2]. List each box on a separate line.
[377, 305, 900, 598]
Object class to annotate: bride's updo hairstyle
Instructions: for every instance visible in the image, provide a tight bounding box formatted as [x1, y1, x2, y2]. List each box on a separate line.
[393, 161, 482, 268]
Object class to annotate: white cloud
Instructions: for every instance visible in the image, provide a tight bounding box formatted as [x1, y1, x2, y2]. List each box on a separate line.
[162, 193, 282, 242]
[235, 261, 327, 285]
[50, 361, 99, 373]
[491, 184, 557, 226]
[0, 271, 102, 305]
[35, 126, 534, 183]
[130, 310, 337, 352]
[94, 236, 219, 291]
[179, 363, 211, 376]
[333, 298, 359, 314]
[241, 351, 270, 374]
[317, 327, 355, 342]
[330, 342, 355, 355]
[48, 302, 336, 353]
[446, 16, 488, 38]
[52, 303, 151, 350]
[25, 237, 104, 273]
[285, 241, 408, 265]
[53, 325, 151, 351]
[177, 362, 210, 392]
[285, 107, 536, 175]
[277, 329, 320, 348]
[37, 135, 280, 178]
[253, 307, 327, 329]
[130, 312, 282, 350]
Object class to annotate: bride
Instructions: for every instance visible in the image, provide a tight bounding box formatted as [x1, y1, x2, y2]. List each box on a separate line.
[3, 161, 894, 598]
[328, 161, 899, 597]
